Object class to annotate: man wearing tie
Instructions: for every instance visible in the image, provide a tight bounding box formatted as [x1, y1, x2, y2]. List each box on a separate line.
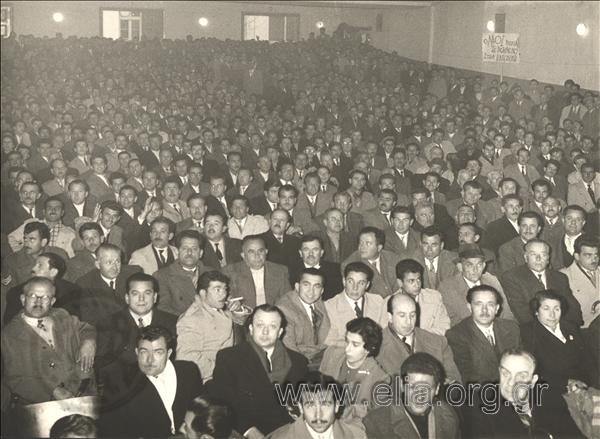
[202, 213, 242, 270]
[176, 193, 207, 234]
[42, 159, 69, 196]
[206, 175, 231, 220]
[226, 195, 269, 240]
[384, 206, 421, 257]
[415, 226, 459, 290]
[129, 217, 178, 275]
[160, 176, 190, 224]
[363, 189, 397, 231]
[295, 173, 332, 219]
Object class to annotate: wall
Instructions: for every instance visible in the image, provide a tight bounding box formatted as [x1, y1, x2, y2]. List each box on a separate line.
[432, 1, 599, 91]
[0, 0, 381, 41]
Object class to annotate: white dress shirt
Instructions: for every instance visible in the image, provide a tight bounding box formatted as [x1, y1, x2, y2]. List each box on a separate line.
[542, 323, 567, 343]
[306, 423, 334, 439]
[474, 321, 495, 345]
[250, 267, 267, 305]
[130, 310, 153, 327]
[146, 360, 178, 433]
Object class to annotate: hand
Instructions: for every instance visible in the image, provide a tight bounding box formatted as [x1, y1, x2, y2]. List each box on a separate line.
[53, 386, 74, 400]
[567, 379, 588, 393]
[244, 427, 265, 439]
[287, 225, 303, 235]
[77, 339, 96, 373]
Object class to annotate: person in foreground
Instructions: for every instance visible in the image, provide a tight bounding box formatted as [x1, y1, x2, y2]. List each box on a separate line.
[267, 371, 366, 439]
[179, 396, 243, 439]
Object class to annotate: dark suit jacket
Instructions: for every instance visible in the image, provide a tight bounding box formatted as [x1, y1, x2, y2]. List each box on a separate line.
[154, 261, 212, 316]
[313, 230, 357, 264]
[414, 249, 459, 290]
[208, 341, 308, 435]
[481, 216, 519, 255]
[384, 228, 421, 258]
[64, 250, 96, 282]
[1, 199, 45, 234]
[288, 260, 344, 301]
[60, 197, 98, 229]
[206, 194, 230, 219]
[521, 319, 594, 390]
[500, 265, 583, 325]
[202, 237, 243, 270]
[250, 194, 276, 216]
[446, 318, 520, 384]
[260, 230, 302, 272]
[100, 360, 202, 438]
[342, 250, 401, 298]
[222, 261, 291, 308]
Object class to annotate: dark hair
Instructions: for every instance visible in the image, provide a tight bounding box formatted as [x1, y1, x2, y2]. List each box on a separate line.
[278, 184, 298, 198]
[299, 267, 325, 284]
[137, 325, 175, 351]
[466, 285, 503, 306]
[44, 196, 64, 210]
[390, 205, 412, 220]
[345, 317, 383, 357]
[517, 211, 542, 226]
[264, 179, 281, 191]
[163, 175, 183, 189]
[150, 216, 175, 234]
[186, 193, 207, 207]
[501, 194, 523, 207]
[343, 261, 374, 283]
[109, 171, 127, 184]
[100, 199, 123, 215]
[574, 235, 599, 254]
[24, 221, 50, 242]
[176, 229, 206, 248]
[563, 204, 587, 220]
[400, 352, 445, 387]
[531, 178, 552, 192]
[296, 371, 342, 404]
[300, 234, 324, 249]
[378, 188, 398, 202]
[39, 252, 67, 279]
[248, 304, 286, 330]
[198, 270, 230, 292]
[242, 234, 266, 248]
[529, 289, 568, 316]
[185, 396, 235, 439]
[230, 194, 250, 207]
[360, 226, 386, 247]
[421, 225, 443, 242]
[126, 272, 159, 293]
[49, 414, 97, 438]
[78, 221, 104, 239]
[395, 259, 424, 281]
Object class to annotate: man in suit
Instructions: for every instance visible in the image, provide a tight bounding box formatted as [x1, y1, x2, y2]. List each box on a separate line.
[95, 200, 127, 255]
[315, 208, 357, 264]
[446, 285, 520, 385]
[504, 148, 541, 202]
[440, 245, 514, 326]
[64, 222, 104, 281]
[376, 294, 462, 383]
[250, 179, 280, 216]
[259, 209, 302, 272]
[446, 180, 495, 229]
[277, 184, 320, 235]
[61, 179, 98, 229]
[154, 230, 211, 316]
[180, 161, 210, 201]
[2, 180, 45, 234]
[176, 193, 207, 234]
[364, 352, 460, 439]
[549, 205, 588, 270]
[481, 194, 522, 254]
[205, 174, 231, 220]
[1, 276, 96, 405]
[469, 348, 584, 438]
[275, 268, 331, 368]
[362, 189, 396, 231]
[342, 227, 401, 298]
[567, 162, 600, 212]
[541, 159, 568, 202]
[288, 235, 343, 301]
[208, 304, 308, 437]
[41, 158, 69, 197]
[384, 206, 421, 257]
[498, 211, 543, 274]
[323, 262, 387, 347]
[85, 155, 113, 202]
[129, 217, 178, 275]
[391, 148, 413, 197]
[227, 195, 269, 239]
[100, 325, 202, 438]
[560, 92, 588, 127]
[414, 226, 459, 290]
[222, 235, 291, 309]
[226, 168, 264, 201]
[202, 213, 242, 270]
[295, 172, 333, 219]
[176, 270, 237, 382]
[316, 191, 365, 237]
[560, 236, 599, 328]
[269, 371, 366, 439]
[160, 176, 190, 224]
[500, 239, 583, 326]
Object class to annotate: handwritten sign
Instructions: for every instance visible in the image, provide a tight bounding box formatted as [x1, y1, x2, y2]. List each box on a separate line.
[482, 33, 520, 63]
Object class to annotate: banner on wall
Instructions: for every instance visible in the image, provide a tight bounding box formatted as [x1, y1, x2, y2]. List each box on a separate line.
[482, 33, 520, 63]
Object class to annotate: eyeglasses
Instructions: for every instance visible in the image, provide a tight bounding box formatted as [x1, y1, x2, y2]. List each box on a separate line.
[26, 294, 52, 303]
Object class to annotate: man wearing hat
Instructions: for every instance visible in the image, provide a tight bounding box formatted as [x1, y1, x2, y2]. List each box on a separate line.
[438, 244, 514, 326]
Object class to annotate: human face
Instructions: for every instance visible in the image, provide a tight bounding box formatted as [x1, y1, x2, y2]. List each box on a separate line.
[358, 232, 381, 260]
[150, 222, 172, 248]
[469, 290, 499, 327]
[343, 271, 369, 300]
[269, 210, 289, 236]
[231, 199, 248, 220]
[31, 255, 54, 279]
[499, 354, 538, 403]
[210, 179, 226, 197]
[300, 239, 324, 267]
[399, 272, 422, 296]
[541, 197, 561, 219]
[21, 282, 56, 318]
[378, 192, 396, 212]
[393, 152, 407, 169]
[388, 295, 417, 337]
[201, 280, 229, 310]
[179, 237, 202, 269]
[44, 200, 64, 223]
[126, 280, 157, 316]
[519, 217, 541, 241]
[205, 215, 226, 241]
[563, 209, 585, 236]
[188, 198, 207, 221]
[305, 177, 319, 196]
[143, 172, 158, 190]
[458, 225, 478, 244]
[499, 199, 521, 223]
[23, 230, 46, 255]
[333, 195, 351, 214]
[100, 208, 120, 229]
[51, 160, 68, 179]
[536, 298, 561, 331]
[136, 337, 172, 377]
[19, 183, 40, 207]
[324, 210, 343, 233]
[162, 182, 181, 203]
[81, 229, 103, 253]
[461, 257, 486, 283]
[456, 206, 475, 225]
[421, 235, 442, 260]
[575, 245, 599, 271]
[96, 248, 121, 279]
[91, 157, 107, 175]
[403, 373, 437, 416]
[249, 309, 283, 349]
[119, 188, 137, 209]
[242, 239, 267, 270]
[344, 331, 369, 367]
[462, 186, 482, 206]
[296, 273, 324, 305]
[524, 242, 550, 272]
[392, 212, 413, 234]
[278, 190, 297, 211]
[415, 206, 434, 227]
[349, 173, 366, 192]
[532, 185, 549, 204]
[300, 390, 338, 434]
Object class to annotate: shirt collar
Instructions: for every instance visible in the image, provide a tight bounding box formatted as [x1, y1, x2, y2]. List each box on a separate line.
[100, 274, 117, 286]
[130, 309, 153, 326]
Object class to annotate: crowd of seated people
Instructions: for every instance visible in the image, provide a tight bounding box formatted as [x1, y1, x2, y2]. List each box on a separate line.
[0, 26, 599, 439]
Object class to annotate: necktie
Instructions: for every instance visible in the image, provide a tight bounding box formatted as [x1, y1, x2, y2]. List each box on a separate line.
[310, 305, 321, 345]
[401, 336, 412, 353]
[386, 213, 392, 226]
[235, 220, 243, 234]
[158, 249, 167, 265]
[138, 317, 144, 328]
[398, 169, 404, 177]
[354, 301, 363, 318]
[37, 319, 46, 330]
[194, 221, 202, 230]
[536, 273, 546, 288]
[27, 207, 34, 216]
[109, 280, 116, 290]
[486, 333, 495, 346]
[427, 261, 437, 288]
[214, 243, 223, 262]
[344, 215, 349, 232]
[264, 351, 272, 373]
[321, 185, 327, 192]
[587, 184, 596, 202]
[173, 204, 181, 215]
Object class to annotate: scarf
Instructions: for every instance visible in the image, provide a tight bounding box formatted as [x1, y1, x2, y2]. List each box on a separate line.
[249, 339, 292, 384]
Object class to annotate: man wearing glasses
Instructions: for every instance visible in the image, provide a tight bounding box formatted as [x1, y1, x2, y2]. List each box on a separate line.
[1, 276, 96, 404]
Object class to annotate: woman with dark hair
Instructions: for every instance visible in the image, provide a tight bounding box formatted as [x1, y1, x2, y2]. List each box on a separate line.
[521, 290, 595, 392]
[319, 317, 390, 419]
[179, 396, 243, 439]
